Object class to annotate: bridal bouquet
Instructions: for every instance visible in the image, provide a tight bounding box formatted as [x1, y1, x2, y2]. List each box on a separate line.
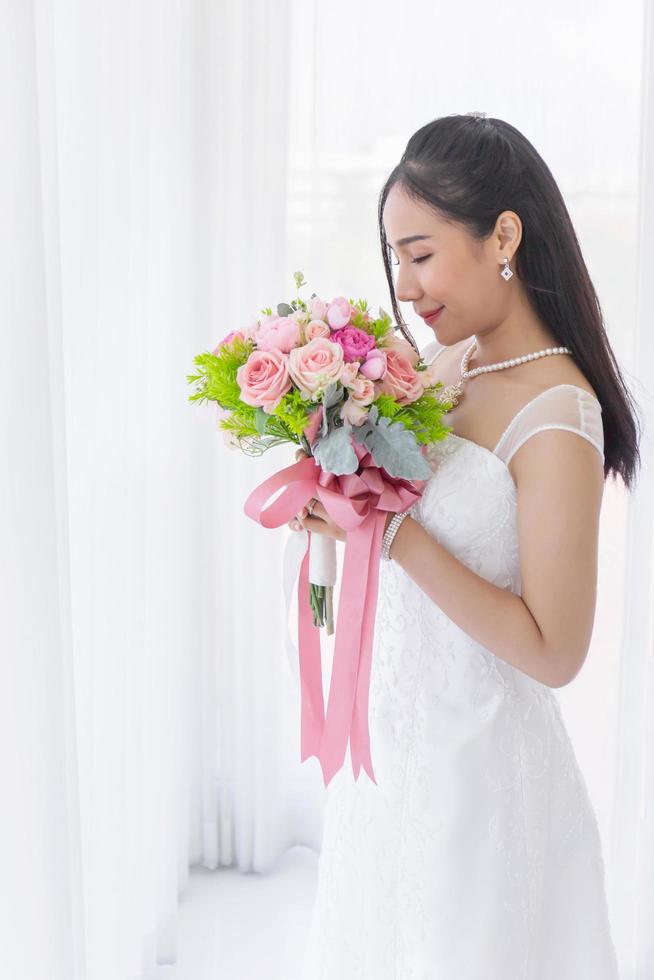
[186, 271, 453, 786]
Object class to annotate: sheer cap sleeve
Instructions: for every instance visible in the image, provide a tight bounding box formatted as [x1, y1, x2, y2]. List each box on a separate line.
[493, 384, 604, 466]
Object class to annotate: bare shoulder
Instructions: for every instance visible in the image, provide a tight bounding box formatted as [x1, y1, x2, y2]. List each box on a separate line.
[431, 335, 601, 462]
[434, 336, 598, 401]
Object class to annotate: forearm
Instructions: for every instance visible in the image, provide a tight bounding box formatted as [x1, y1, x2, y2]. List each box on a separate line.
[387, 515, 561, 688]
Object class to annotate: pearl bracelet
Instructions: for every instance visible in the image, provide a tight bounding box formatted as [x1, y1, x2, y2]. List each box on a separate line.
[381, 510, 411, 561]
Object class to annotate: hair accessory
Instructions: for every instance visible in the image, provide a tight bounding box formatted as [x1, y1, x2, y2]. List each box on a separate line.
[465, 110, 488, 119]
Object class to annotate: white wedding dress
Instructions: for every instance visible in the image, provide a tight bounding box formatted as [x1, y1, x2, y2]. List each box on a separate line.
[296, 340, 620, 980]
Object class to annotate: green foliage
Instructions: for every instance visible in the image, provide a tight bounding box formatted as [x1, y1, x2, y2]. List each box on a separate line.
[293, 270, 308, 292]
[217, 406, 259, 439]
[218, 402, 298, 449]
[366, 307, 394, 343]
[372, 390, 454, 446]
[269, 388, 314, 439]
[186, 335, 254, 408]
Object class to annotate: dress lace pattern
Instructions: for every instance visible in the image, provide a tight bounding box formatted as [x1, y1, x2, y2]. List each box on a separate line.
[298, 342, 619, 979]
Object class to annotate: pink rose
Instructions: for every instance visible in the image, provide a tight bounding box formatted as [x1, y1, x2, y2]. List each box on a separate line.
[326, 296, 353, 330]
[359, 348, 387, 381]
[340, 376, 376, 426]
[308, 296, 328, 321]
[304, 319, 332, 342]
[375, 349, 425, 405]
[290, 308, 309, 327]
[241, 319, 260, 341]
[347, 376, 375, 403]
[288, 337, 344, 399]
[236, 349, 292, 413]
[213, 329, 247, 354]
[255, 315, 301, 354]
[339, 361, 360, 386]
[330, 325, 376, 363]
[381, 334, 420, 368]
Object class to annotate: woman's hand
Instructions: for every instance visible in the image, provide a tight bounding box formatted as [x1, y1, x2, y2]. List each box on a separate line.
[287, 447, 347, 542]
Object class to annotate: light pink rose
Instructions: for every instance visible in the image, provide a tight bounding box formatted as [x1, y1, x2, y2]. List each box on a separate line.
[326, 296, 353, 330]
[213, 329, 247, 354]
[309, 296, 328, 321]
[339, 361, 360, 386]
[375, 349, 425, 405]
[290, 307, 309, 326]
[304, 319, 332, 342]
[236, 349, 292, 413]
[341, 401, 369, 426]
[340, 376, 376, 426]
[254, 315, 301, 354]
[381, 334, 420, 368]
[359, 348, 387, 381]
[241, 319, 260, 341]
[288, 337, 344, 399]
[349, 376, 375, 403]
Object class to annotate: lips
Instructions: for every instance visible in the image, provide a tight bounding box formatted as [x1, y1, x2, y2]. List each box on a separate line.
[419, 306, 444, 319]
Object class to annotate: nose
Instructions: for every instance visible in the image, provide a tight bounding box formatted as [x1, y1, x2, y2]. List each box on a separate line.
[393, 265, 421, 305]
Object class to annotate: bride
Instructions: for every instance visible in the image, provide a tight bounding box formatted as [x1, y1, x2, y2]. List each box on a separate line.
[289, 112, 640, 978]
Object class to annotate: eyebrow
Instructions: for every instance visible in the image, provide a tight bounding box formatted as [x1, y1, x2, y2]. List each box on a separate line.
[391, 235, 434, 249]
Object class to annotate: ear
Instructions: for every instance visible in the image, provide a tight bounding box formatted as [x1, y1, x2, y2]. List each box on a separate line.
[495, 210, 522, 260]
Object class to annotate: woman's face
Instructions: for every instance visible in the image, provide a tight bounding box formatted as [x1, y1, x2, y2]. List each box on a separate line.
[382, 183, 515, 344]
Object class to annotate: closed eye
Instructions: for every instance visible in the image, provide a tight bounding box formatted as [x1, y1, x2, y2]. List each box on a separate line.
[391, 255, 431, 267]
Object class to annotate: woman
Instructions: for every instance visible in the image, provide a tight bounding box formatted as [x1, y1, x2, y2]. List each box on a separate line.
[290, 113, 641, 978]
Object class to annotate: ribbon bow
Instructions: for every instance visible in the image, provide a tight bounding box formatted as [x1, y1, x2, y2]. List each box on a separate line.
[244, 440, 427, 788]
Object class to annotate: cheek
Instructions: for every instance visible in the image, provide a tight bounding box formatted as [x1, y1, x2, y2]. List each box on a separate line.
[426, 257, 462, 302]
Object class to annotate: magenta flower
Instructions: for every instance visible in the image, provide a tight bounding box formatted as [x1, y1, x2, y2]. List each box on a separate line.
[330, 326, 376, 363]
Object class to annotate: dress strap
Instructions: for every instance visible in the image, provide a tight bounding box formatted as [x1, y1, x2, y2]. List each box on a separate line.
[493, 384, 604, 466]
[421, 340, 447, 365]
[419, 349, 604, 467]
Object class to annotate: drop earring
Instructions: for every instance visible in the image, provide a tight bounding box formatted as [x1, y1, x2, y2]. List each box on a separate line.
[500, 257, 513, 281]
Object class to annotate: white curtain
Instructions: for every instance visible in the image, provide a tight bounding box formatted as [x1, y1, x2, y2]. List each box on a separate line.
[609, 0, 654, 972]
[2, 0, 653, 978]
[2, 1, 302, 978]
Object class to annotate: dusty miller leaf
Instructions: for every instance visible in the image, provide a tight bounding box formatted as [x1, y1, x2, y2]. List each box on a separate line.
[351, 403, 431, 479]
[312, 421, 359, 475]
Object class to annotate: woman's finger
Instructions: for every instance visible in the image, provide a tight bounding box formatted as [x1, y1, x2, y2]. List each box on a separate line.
[308, 499, 325, 521]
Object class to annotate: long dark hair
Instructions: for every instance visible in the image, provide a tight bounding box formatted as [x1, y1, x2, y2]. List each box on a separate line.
[377, 113, 642, 490]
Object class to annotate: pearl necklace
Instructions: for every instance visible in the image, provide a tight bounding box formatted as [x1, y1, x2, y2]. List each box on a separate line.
[437, 339, 572, 407]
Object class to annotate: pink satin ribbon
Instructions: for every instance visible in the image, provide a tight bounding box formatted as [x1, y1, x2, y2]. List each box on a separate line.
[244, 440, 427, 788]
